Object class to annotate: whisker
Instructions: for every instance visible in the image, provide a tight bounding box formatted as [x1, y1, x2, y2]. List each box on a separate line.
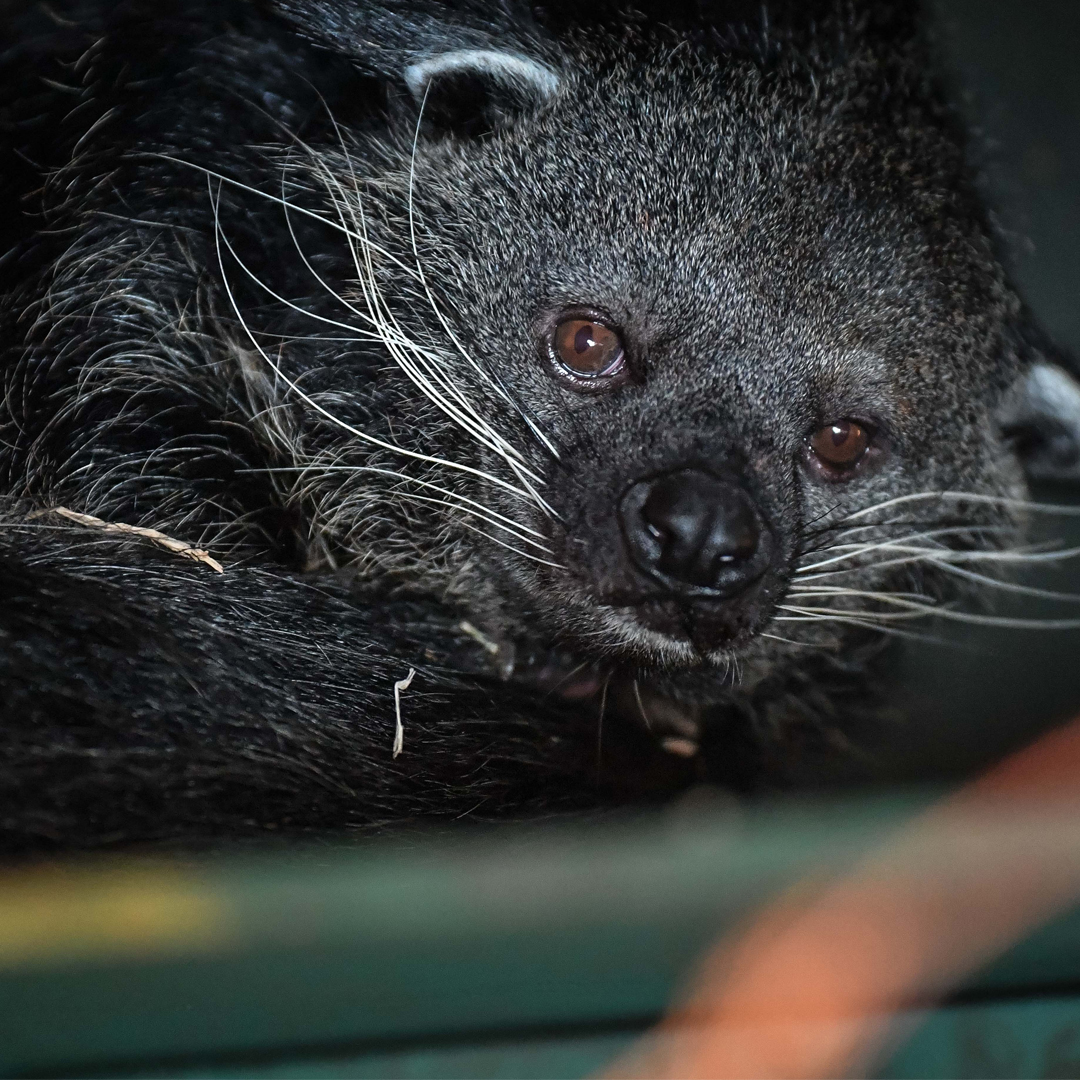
[312, 155, 548, 492]
[632, 679, 651, 733]
[774, 608, 954, 644]
[840, 489, 1080, 524]
[368, 488, 554, 552]
[596, 672, 611, 784]
[174, 149, 555, 510]
[457, 519, 566, 570]
[806, 541, 1080, 573]
[758, 632, 832, 649]
[781, 600, 1080, 631]
[802, 518, 1013, 545]
[925, 560, 1080, 604]
[795, 527, 1006, 574]
[158, 154, 424, 281]
[780, 602, 931, 623]
[404, 94, 561, 464]
[243, 463, 548, 545]
[789, 586, 930, 603]
[208, 179, 544, 508]
[931, 544, 1080, 565]
[541, 660, 592, 699]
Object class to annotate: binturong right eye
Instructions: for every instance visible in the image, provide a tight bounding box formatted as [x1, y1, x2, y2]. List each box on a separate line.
[805, 418, 876, 481]
[546, 314, 628, 392]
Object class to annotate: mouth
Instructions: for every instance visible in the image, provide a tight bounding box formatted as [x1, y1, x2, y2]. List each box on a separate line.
[587, 565, 781, 660]
[622, 594, 768, 655]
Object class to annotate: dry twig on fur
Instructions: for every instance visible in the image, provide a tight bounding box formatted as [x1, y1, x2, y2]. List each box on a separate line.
[33, 507, 225, 573]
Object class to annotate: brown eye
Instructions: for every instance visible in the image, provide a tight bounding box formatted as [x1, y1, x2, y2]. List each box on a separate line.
[810, 419, 871, 472]
[552, 318, 625, 378]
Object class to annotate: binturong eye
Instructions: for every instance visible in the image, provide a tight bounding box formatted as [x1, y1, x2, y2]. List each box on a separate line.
[808, 419, 872, 477]
[549, 317, 627, 388]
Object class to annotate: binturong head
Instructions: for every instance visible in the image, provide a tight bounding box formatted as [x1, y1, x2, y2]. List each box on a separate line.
[238, 0, 1080, 685]
[141, 0, 1080, 684]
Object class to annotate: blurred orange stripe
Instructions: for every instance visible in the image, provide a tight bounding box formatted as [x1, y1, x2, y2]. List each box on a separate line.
[608, 714, 1080, 1079]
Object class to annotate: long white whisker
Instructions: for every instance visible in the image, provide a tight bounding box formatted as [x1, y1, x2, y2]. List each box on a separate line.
[790, 586, 930, 603]
[313, 156, 547, 488]
[312, 147, 556, 515]
[390, 490, 553, 550]
[925, 560, 1080, 604]
[245, 463, 549, 544]
[815, 520, 1014, 541]
[209, 179, 543, 508]
[159, 154, 425, 281]
[782, 600, 1080, 631]
[813, 541, 1080, 569]
[796, 527, 998, 574]
[774, 609, 945, 643]
[457, 519, 566, 570]
[780, 602, 931, 623]
[404, 94, 561, 463]
[931, 544, 1080, 565]
[840, 490, 1080, 523]
[759, 632, 832, 649]
[209, 187, 388, 344]
[304, 109, 540, 489]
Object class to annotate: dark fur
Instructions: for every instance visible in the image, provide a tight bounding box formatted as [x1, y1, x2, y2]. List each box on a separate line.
[1, 0, 1076, 854]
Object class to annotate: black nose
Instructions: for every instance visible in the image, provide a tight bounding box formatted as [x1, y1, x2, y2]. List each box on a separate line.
[619, 469, 766, 595]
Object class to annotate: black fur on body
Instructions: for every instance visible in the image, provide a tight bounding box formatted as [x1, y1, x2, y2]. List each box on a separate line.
[2, 0, 1079, 854]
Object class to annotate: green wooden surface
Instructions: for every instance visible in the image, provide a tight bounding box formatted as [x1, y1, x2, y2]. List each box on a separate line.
[90, 1031, 640, 1079]
[4, 794, 1080, 1079]
[881, 995, 1080, 1080]
[109, 997, 1080, 1079]
[0, 797, 915, 1076]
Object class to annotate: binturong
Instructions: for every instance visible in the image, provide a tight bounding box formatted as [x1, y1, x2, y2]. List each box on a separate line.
[2, 0, 1079, 854]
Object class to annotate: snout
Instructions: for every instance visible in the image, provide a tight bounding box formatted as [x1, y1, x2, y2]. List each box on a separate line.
[553, 456, 780, 656]
[619, 468, 770, 598]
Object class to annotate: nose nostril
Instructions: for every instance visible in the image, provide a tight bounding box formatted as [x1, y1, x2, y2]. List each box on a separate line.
[620, 468, 767, 595]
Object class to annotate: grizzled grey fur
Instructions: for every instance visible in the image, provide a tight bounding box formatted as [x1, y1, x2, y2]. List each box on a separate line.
[1, 0, 1078, 853]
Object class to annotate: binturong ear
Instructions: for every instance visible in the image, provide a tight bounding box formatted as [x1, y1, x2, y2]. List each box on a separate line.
[403, 49, 561, 138]
[1000, 355, 1080, 483]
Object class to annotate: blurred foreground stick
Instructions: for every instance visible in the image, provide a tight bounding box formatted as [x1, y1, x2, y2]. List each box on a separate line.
[607, 714, 1080, 1079]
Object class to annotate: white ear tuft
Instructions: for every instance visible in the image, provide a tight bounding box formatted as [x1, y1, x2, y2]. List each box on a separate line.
[1001, 361, 1080, 481]
[404, 48, 560, 108]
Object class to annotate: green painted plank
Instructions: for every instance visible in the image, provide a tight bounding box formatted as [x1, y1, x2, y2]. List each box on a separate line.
[880, 995, 1080, 1079]
[6, 796, 1080, 1078]
[113, 1032, 639, 1080]
[0, 798, 926, 1076]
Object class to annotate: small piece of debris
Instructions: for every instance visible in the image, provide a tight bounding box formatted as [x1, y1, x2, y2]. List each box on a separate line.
[33, 507, 224, 573]
[392, 668, 416, 759]
[458, 620, 500, 656]
[661, 737, 700, 758]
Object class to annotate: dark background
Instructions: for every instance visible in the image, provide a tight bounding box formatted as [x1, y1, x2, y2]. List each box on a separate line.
[938, 0, 1080, 353]
[844, 1, 1080, 784]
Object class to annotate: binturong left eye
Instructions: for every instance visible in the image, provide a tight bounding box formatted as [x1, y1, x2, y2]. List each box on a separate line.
[808, 419, 872, 476]
[547, 316, 627, 389]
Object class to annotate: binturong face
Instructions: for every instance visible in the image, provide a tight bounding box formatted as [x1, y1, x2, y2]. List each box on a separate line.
[33, 0, 1067, 741]
[429, 43, 1023, 673]
[6, 0, 1080, 841]
[231, 0, 1080, 708]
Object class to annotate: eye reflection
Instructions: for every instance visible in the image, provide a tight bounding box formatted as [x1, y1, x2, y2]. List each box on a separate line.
[552, 318, 625, 378]
[810, 420, 871, 472]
